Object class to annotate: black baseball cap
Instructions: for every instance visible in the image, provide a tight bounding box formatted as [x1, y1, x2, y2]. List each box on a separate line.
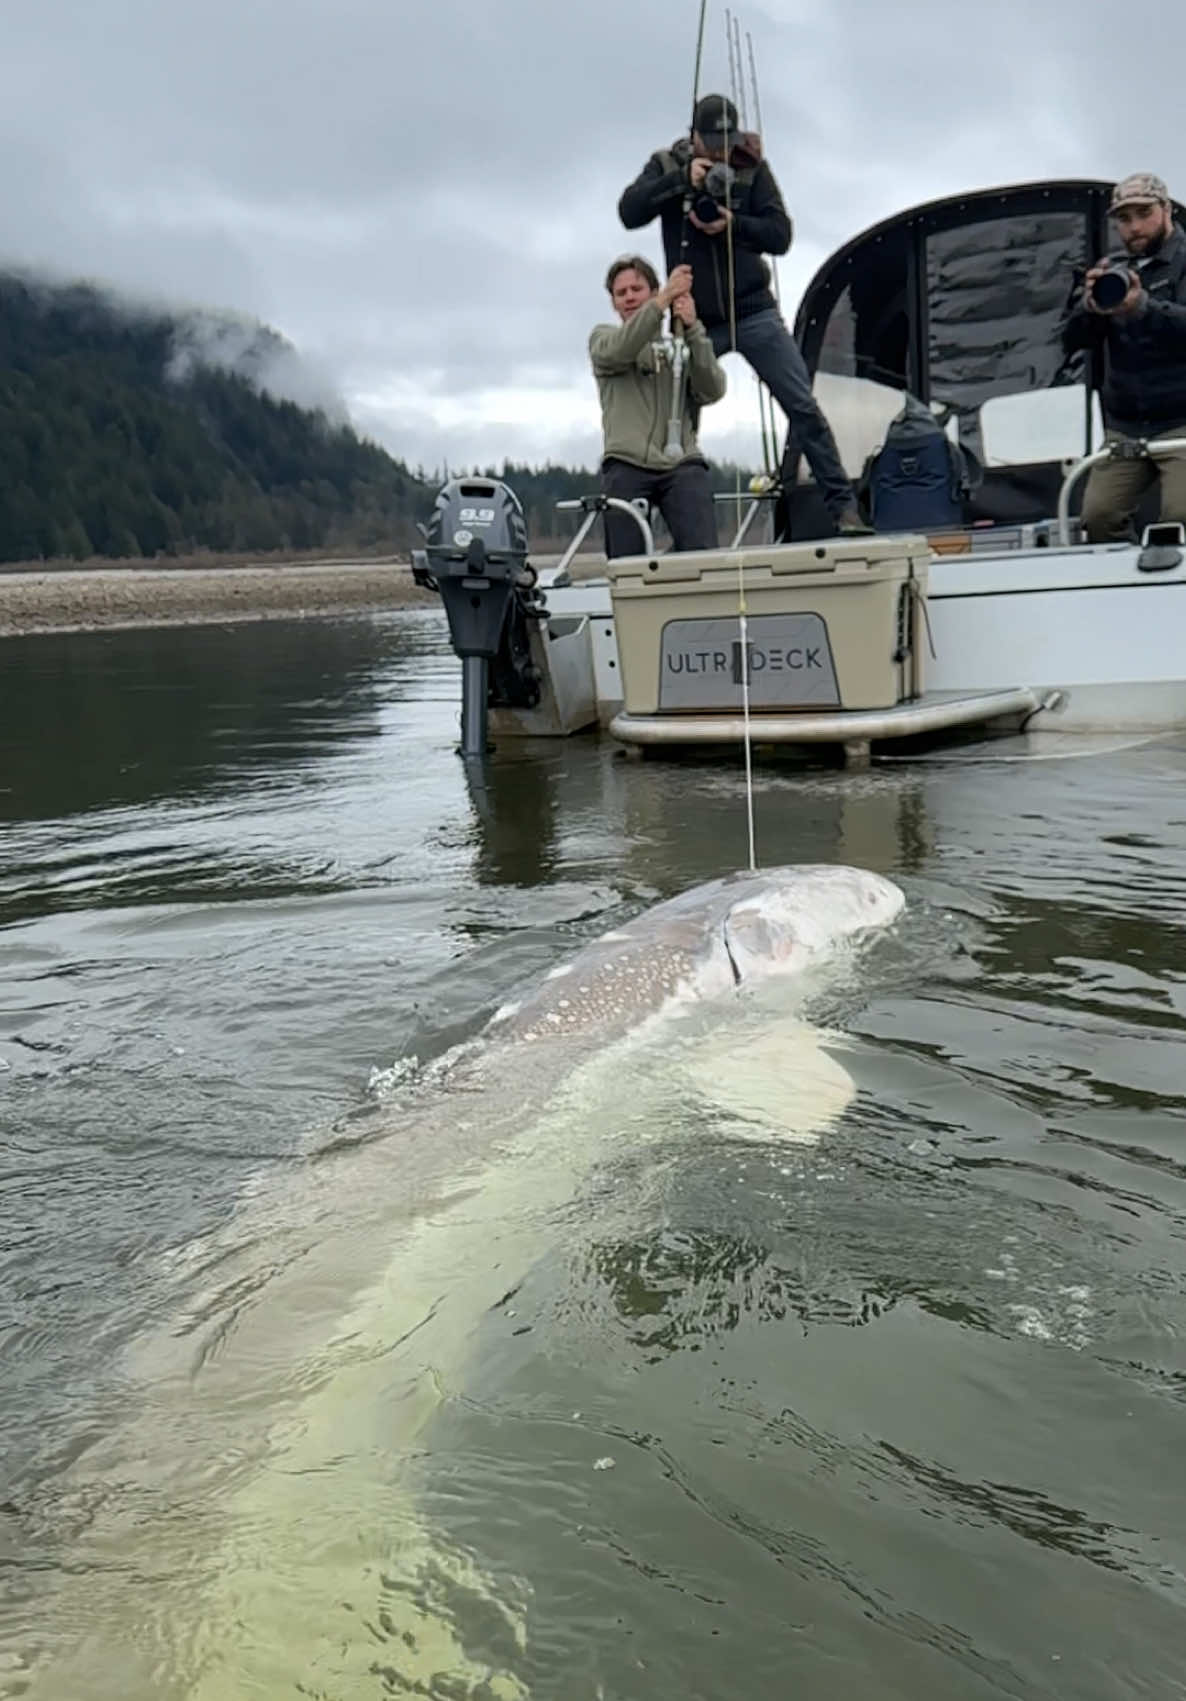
[693, 94, 740, 143]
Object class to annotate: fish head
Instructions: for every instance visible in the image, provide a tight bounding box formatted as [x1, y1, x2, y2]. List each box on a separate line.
[721, 864, 905, 985]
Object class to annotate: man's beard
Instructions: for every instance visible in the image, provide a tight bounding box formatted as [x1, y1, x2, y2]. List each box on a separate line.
[1125, 225, 1167, 257]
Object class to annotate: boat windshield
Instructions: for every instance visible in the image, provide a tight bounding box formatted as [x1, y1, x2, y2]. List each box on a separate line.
[807, 373, 1105, 478]
[779, 181, 1184, 538]
[801, 200, 1102, 471]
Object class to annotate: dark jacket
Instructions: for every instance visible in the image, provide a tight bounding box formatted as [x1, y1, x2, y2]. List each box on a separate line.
[1061, 224, 1186, 435]
[618, 138, 792, 333]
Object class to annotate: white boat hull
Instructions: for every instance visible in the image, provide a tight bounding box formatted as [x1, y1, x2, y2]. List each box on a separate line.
[926, 544, 1186, 731]
[537, 536, 1186, 743]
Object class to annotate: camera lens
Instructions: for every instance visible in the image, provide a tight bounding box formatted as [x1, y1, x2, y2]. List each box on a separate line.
[693, 192, 720, 223]
[1090, 268, 1130, 311]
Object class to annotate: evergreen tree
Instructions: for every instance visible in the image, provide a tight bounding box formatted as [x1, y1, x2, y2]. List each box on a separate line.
[0, 271, 760, 565]
[60, 518, 93, 559]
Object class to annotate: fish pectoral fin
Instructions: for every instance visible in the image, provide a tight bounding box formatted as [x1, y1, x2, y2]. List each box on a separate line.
[679, 1019, 856, 1144]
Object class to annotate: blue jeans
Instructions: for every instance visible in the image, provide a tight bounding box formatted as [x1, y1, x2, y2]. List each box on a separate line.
[710, 309, 856, 518]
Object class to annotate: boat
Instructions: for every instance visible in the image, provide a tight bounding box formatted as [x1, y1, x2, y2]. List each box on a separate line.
[413, 179, 1186, 765]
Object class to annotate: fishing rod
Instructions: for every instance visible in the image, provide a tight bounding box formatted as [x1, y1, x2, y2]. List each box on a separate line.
[717, 12, 757, 872]
[745, 27, 773, 311]
[716, 12, 778, 482]
[731, 12, 748, 129]
[743, 23, 779, 479]
[662, 0, 710, 459]
[726, 8, 741, 131]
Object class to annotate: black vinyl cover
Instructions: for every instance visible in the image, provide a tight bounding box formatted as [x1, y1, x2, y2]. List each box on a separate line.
[795, 179, 1186, 408]
[772, 180, 1186, 537]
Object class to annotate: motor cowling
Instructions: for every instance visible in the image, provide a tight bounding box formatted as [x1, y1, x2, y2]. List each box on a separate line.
[412, 477, 535, 660]
[411, 478, 551, 754]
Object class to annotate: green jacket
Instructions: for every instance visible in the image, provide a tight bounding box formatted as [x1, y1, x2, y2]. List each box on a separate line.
[589, 298, 726, 471]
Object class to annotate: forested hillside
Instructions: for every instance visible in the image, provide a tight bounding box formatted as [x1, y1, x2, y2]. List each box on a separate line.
[0, 273, 760, 564]
[0, 275, 426, 564]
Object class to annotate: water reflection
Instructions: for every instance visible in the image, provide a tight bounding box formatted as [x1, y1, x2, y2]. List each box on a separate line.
[0, 615, 432, 823]
[457, 743, 938, 898]
[586, 1227, 996, 1361]
[460, 745, 564, 888]
[879, 1442, 1154, 1578]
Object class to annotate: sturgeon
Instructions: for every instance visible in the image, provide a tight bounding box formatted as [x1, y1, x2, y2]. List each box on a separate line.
[9, 862, 905, 1700]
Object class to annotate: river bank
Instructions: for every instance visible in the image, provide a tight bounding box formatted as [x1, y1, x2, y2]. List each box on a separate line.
[0, 559, 440, 638]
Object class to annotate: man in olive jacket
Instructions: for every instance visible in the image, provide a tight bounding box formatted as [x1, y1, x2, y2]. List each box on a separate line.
[618, 93, 868, 535]
[589, 254, 726, 558]
[1061, 172, 1186, 541]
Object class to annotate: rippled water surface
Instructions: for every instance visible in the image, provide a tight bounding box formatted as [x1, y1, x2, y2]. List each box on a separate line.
[2, 610, 1185, 1699]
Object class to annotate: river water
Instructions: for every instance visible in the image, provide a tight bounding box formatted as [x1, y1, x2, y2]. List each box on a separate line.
[1, 610, 1185, 1699]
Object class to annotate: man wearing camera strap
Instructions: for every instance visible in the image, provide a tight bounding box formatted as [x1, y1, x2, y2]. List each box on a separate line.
[618, 93, 870, 537]
[1061, 173, 1186, 543]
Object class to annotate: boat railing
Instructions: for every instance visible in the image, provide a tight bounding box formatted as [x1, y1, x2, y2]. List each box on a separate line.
[551, 496, 655, 579]
[711, 475, 781, 548]
[1057, 437, 1186, 546]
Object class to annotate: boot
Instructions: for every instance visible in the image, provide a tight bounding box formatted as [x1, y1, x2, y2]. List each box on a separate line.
[835, 509, 875, 536]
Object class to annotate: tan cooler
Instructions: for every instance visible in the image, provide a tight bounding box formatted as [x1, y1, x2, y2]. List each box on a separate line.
[607, 535, 930, 716]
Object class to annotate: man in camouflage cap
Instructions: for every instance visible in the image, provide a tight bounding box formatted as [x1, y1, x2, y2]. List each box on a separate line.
[1111, 173, 1170, 208]
[1062, 172, 1186, 541]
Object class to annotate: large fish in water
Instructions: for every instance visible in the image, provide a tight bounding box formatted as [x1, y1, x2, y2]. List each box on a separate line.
[10, 863, 904, 1699]
[484, 861, 904, 1049]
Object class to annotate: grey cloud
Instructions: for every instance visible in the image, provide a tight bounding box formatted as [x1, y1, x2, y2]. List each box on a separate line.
[4, 0, 1184, 470]
[3, 0, 684, 200]
[0, 128, 266, 314]
[164, 313, 347, 418]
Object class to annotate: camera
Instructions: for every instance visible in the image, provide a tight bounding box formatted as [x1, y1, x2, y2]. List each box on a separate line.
[1089, 257, 1132, 311]
[692, 161, 735, 224]
[1088, 253, 1142, 311]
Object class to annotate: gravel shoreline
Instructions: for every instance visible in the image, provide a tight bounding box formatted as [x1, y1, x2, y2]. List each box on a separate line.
[0, 561, 442, 638]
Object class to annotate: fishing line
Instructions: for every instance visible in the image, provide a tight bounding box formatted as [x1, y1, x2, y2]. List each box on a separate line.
[717, 36, 757, 872]
[746, 28, 779, 480]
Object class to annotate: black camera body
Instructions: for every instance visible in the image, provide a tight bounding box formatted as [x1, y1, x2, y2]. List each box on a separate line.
[691, 161, 736, 225]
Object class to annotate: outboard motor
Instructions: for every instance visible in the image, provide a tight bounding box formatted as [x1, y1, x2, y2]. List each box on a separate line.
[411, 477, 547, 758]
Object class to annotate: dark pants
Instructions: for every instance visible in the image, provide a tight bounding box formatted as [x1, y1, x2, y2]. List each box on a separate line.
[709, 309, 856, 519]
[601, 456, 718, 558]
[1081, 429, 1186, 542]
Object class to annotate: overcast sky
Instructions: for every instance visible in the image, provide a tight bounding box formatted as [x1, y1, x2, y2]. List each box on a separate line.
[2, 0, 1183, 474]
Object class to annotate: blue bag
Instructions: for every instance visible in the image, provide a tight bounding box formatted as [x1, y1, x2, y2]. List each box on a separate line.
[864, 396, 978, 531]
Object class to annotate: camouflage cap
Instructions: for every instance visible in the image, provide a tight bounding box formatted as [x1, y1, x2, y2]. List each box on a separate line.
[1110, 172, 1170, 211]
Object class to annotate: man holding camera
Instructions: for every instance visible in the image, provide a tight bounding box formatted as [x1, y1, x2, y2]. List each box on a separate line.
[618, 94, 870, 536]
[1061, 172, 1186, 542]
[590, 255, 726, 558]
